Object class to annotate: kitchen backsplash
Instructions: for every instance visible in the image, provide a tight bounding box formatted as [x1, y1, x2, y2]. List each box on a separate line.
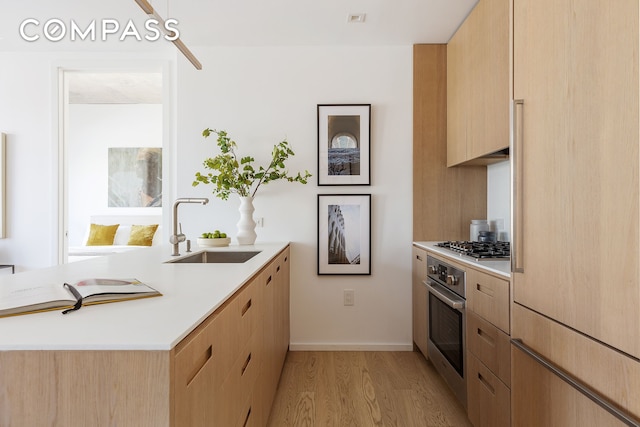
[487, 160, 511, 241]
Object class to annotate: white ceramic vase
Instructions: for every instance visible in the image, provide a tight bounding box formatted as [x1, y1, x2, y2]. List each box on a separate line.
[236, 196, 257, 245]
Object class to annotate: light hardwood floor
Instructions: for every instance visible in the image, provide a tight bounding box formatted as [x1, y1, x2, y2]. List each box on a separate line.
[267, 351, 472, 427]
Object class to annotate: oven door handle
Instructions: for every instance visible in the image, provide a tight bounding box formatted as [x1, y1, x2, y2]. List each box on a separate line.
[423, 280, 465, 310]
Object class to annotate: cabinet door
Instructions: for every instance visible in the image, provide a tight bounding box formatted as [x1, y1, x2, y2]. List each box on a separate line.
[466, 269, 509, 334]
[447, 0, 509, 166]
[174, 310, 224, 426]
[467, 352, 510, 427]
[512, 342, 628, 426]
[412, 246, 428, 356]
[512, 0, 640, 358]
[446, 12, 471, 167]
[467, 0, 509, 160]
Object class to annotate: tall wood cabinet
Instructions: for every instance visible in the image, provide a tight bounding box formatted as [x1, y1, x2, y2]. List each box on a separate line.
[510, 0, 640, 423]
[447, 0, 510, 166]
[413, 45, 488, 360]
[413, 44, 487, 242]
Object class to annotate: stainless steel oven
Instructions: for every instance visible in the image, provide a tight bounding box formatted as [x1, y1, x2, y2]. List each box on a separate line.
[424, 254, 467, 409]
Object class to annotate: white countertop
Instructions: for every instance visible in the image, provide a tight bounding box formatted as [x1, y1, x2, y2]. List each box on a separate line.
[413, 241, 511, 279]
[0, 242, 288, 351]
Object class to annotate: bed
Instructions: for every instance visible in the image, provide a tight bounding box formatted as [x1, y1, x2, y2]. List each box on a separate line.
[68, 214, 163, 263]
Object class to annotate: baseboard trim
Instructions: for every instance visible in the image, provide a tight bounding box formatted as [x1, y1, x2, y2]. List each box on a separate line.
[288, 343, 414, 351]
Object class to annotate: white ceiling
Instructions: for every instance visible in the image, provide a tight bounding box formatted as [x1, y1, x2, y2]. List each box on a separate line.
[0, 0, 477, 50]
[3, 0, 477, 103]
[67, 72, 162, 104]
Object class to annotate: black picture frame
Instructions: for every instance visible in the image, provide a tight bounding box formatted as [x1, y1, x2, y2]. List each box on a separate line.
[317, 194, 371, 275]
[317, 104, 371, 186]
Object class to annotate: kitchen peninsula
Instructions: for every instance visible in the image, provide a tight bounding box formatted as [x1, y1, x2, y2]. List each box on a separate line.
[0, 242, 290, 426]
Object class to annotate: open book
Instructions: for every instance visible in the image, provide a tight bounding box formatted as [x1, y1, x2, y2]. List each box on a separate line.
[0, 278, 162, 317]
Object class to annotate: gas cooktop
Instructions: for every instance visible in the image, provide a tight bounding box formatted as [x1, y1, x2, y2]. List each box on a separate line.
[435, 241, 510, 260]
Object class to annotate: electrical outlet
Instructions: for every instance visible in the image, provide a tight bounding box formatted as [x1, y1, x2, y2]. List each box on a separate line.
[255, 217, 264, 227]
[344, 289, 354, 306]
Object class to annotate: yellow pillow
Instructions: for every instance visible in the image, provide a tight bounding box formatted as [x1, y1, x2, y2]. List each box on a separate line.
[86, 224, 119, 246]
[127, 224, 159, 246]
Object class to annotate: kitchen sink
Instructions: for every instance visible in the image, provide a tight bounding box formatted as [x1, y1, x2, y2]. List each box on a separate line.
[166, 250, 261, 264]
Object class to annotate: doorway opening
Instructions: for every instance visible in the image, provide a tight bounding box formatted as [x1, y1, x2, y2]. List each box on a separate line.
[59, 69, 165, 263]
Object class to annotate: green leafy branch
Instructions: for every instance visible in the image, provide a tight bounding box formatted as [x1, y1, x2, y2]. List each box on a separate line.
[193, 129, 312, 200]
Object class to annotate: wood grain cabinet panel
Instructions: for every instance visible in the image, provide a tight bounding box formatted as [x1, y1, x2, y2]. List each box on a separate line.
[512, 0, 640, 359]
[467, 353, 510, 427]
[466, 310, 510, 387]
[466, 268, 509, 334]
[0, 246, 291, 426]
[174, 246, 289, 427]
[447, 0, 509, 166]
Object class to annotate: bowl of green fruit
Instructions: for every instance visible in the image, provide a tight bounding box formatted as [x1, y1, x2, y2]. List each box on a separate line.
[197, 230, 231, 247]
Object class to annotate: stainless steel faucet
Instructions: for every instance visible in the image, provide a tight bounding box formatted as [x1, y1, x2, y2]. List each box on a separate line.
[170, 198, 209, 256]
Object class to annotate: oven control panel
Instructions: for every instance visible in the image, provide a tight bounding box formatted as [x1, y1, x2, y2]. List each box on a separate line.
[427, 254, 466, 299]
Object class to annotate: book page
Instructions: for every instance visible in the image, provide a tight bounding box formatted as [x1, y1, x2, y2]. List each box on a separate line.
[73, 279, 159, 300]
[0, 284, 73, 313]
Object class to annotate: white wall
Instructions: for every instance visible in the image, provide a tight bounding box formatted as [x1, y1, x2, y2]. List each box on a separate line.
[487, 160, 511, 241]
[0, 51, 172, 271]
[176, 46, 414, 349]
[0, 53, 57, 269]
[67, 104, 162, 246]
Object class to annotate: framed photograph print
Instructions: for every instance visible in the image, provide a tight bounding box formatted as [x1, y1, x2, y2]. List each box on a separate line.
[317, 104, 371, 185]
[318, 194, 371, 275]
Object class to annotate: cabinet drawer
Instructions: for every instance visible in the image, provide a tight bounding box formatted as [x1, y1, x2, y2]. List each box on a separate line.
[236, 278, 260, 349]
[174, 313, 221, 426]
[215, 334, 262, 426]
[467, 268, 509, 333]
[467, 352, 510, 427]
[467, 310, 510, 387]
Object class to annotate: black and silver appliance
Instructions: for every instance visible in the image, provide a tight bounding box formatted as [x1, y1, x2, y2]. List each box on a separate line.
[424, 254, 467, 409]
[435, 240, 510, 261]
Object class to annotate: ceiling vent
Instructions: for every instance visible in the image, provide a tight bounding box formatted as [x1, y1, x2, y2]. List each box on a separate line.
[347, 13, 366, 23]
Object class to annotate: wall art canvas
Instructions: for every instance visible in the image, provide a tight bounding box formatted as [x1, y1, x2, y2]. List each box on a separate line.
[318, 194, 371, 275]
[317, 104, 371, 185]
[108, 147, 162, 207]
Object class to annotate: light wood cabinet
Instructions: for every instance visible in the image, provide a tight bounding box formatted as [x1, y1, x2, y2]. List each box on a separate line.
[412, 245, 428, 357]
[174, 248, 289, 427]
[466, 268, 509, 334]
[465, 267, 510, 427]
[413, 44, 487, 242]
[509, 0, 640, 424]
[0, 247, 291, 426]
[511, 0, 640, 360]
[447, 0, 510, 166]
[467, 352, 510, 427]
[467, 310, 510, 388]
[512, 304, 640, 424]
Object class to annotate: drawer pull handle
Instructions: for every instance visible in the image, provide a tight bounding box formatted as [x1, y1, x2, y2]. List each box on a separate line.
[241, 352, 252, 376]
[285, 256, 288, 262]
[512, 339, 640, 427]
[277, 265, 281, 273]
[477, 328, 495, 347]
[416, 255, 423, 261]
[478, 372, 495, 395]
[266, 275, 272, 286]
[476, 283, 494, 297]
[242, 407, 252, 427]
[241, 298, 252, 316]
[187, 345, 213, 387]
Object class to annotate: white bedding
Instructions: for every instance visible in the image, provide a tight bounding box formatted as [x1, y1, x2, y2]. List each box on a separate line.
[68, 214, 163, 263]
[68, 245, 150, 257]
